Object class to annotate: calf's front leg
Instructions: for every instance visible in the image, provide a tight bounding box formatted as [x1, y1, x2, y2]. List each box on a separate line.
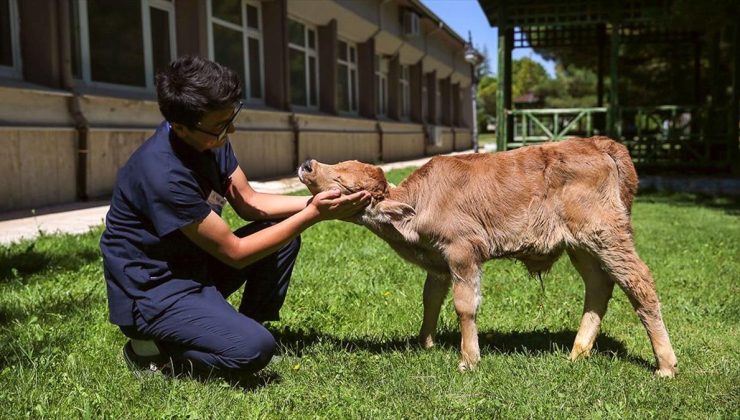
[450, 263, 482, 371]
[418, 272, 451, 349]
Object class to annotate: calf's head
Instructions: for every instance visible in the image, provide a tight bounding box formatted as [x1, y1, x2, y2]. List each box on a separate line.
[298, 159, 417, 239]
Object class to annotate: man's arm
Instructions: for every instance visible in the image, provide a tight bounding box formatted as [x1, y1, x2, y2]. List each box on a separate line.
[226, 166, 309, 220]
[181, 189, 370, 269]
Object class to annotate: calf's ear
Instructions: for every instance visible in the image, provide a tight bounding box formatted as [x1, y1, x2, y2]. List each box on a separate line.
[373, 200, 418, 242]
[375, 199, 415, 221]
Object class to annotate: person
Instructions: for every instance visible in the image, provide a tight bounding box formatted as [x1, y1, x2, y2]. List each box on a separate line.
[99, 55, 370, 377]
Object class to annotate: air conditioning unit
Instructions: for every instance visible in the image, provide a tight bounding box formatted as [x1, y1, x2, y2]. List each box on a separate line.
[402, 10, 420, 38]
[426, 125, 443, 147]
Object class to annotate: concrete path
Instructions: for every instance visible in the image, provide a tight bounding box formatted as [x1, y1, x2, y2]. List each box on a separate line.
[0, 153, 466, 245]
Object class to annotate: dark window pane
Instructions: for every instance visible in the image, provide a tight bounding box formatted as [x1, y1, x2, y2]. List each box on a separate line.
[69, 0, 81, 78]
[308, 56, 317, 106]
[248, 36, 261, 99]
[88, 0, 145, 86]
[288, 20, 304, 46]
[375, 75, 379, 114]
[0, 0, 13, 66]
[338, 41, 347, 61]
[289, 48, 306, 106]
[150, 7, 171, 82]
[246, 4, 259, 30]
[307, 29, 315, 50]
[349, 46, 355, 63]
[337, 63, 348, 111]
[213, 24, 245, 93]
[212, 0, 241, 25]
[350, 69, 357, 111]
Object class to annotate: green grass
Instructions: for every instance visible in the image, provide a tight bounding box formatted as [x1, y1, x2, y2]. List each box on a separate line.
[1, 169, 739, 418]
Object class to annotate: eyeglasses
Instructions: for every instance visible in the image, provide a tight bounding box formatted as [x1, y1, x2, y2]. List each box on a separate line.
[192, 101, 244, 140]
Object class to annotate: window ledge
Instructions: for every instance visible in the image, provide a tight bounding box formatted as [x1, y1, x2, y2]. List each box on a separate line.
[0, 78, 72, 97]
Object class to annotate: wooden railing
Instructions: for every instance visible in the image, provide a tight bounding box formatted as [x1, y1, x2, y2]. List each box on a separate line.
[508, 107, 607, 148]
[505, 105, 730, 168]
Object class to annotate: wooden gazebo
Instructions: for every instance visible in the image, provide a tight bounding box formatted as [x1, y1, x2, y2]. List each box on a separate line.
[479, 0, 739, 172]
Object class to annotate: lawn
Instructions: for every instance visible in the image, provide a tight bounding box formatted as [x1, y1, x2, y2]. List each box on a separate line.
[1, 167, 738, 418]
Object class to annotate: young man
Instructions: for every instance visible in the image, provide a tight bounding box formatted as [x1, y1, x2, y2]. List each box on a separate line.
[100, 56, 370, 376]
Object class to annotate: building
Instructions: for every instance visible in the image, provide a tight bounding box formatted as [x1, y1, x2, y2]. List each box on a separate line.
[0, 0, 474, 213]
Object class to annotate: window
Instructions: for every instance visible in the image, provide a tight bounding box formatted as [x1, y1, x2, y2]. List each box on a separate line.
[288, 19, 318, 108]
[421, 84, 428, 123]
[72, 0, 176, 90]
[436, 79, 442, 122]
[210, 0, 264, 101]
[399, 65, 410, 119]
[0, 0, 20, 78]
[337, 40, 358, 113]
[375, 55, 388, 116]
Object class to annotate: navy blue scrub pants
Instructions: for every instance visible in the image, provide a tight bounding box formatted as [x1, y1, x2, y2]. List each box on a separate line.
[120, 221, 300, 374]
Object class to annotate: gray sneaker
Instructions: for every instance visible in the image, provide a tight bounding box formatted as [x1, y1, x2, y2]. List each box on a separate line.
[122, 340, 172, 377]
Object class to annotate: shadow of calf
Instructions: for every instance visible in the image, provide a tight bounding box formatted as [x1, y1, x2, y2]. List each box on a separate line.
[272, 326, 653, 372]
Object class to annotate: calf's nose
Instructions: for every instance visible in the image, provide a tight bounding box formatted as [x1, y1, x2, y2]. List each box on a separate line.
[301, 159, 313, 173]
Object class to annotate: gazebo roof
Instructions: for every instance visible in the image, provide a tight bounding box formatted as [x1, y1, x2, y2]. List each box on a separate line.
[480, 0, 676, 28]
[478, 0, 699, 48]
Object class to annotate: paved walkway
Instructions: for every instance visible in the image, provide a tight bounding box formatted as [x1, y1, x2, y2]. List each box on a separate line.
[0, 154, 464, 245]
[3, 148, 736, 246]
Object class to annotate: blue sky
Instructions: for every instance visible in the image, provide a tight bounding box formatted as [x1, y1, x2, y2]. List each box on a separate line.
[420, 0, 556, 77]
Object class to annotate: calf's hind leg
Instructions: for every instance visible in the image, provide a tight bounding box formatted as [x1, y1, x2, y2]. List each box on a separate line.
[567, 248, 615, 361]
[594, 232, 678, 377]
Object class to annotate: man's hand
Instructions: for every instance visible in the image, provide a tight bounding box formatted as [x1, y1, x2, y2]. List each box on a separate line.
[307, 189, 371, 221]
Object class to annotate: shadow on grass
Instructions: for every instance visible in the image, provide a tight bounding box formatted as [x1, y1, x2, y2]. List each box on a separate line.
[273, 326, 653, 373]
[172, 365, 282, 392]
[0, 241, 100, 283]
[636, 191, 740, 215]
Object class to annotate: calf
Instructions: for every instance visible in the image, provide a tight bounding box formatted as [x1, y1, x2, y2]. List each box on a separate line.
[298, 136, 678, 377]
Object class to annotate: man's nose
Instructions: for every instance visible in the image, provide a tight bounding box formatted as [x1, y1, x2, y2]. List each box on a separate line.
[301, 159, 313, 173]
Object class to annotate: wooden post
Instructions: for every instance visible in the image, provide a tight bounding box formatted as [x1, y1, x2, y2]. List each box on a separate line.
[607, 23, 619, 139]
[597, 24, 606, 108]
[730, 24, 739, 174]
[496, 4, 512, 152]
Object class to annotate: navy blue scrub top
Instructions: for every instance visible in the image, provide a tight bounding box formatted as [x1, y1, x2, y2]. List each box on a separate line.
[100, 121, 239, 326]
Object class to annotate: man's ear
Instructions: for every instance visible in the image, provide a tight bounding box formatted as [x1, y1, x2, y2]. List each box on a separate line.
[373, 200, 418, 242]
[170, 122, 189, 138]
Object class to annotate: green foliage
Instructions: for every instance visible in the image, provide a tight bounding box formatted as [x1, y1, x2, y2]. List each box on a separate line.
[477, 74, 497, 132]
[512, 57, 549, 99]
[534, 64, 598, 108]
[0, 170, 739, 417]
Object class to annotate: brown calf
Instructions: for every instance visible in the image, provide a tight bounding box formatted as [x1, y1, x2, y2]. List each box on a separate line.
[298, 136, 678, 377]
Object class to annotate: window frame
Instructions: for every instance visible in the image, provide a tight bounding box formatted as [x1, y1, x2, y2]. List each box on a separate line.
[287, 16, 319, 110]
[436, 79, 442, 123]
[399, 65, 410, 120]
[74, 0, 177, 93]
[375, 54, 388, 117]
[0, 0, 22, 79]
[208, 0, 265, 103]
[336, 38, 358, 115]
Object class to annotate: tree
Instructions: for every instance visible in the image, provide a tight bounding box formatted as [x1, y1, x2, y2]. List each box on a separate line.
[512, 57, 549, 98]
[476, 44, 492, 80]
[477, 74, 496, 132]
[534, 64, 597, 108]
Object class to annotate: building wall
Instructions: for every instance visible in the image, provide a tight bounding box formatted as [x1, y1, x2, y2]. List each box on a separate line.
[0, 0, 474, 212]
[0, 128, 77, 212]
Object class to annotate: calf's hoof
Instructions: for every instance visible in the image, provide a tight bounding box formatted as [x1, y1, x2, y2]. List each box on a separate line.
[418, 335, 435, 350]
[655, 364, 678, 378]
[457, 353, 480, 372]
[568, 344, 593, 362]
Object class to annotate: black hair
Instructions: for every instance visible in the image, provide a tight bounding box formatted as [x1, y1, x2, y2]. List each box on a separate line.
[155, 55, 242, 127]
